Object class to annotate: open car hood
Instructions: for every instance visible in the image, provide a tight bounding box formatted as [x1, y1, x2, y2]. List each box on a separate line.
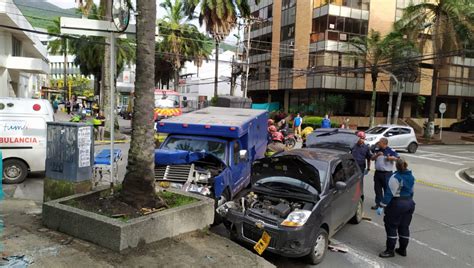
[251, 154, 321, 194]
[154, 149, 226, 166]
[306, 129, 358, 151]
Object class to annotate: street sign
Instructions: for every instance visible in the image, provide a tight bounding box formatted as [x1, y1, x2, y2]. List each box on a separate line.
[439, 103, 447, 114]
[60, 17, 135, 38]
[439, 103, 446, 140]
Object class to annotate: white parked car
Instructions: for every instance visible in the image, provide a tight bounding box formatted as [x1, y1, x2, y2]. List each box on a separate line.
[365, 125, 418, 153]
[0, 98, 54, 183]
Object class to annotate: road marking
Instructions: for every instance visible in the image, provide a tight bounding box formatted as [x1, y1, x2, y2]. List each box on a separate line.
[416, 179, 474, 198]
[417, 150, 474, 161]
[403, 154, 464, 166]
[455, 168, 474, 187]
[330, 239, 389, 268]
[366, 221, 459, 263]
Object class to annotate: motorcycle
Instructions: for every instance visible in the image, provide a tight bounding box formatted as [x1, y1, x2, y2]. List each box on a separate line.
[280, 129, 297, 149]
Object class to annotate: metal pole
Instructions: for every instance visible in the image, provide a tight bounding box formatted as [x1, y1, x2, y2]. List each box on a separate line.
[244, 20, 252, 98]
[214, 40, 219, 98]
[110, 31, 115, 186]
[440, 112, 443, 141]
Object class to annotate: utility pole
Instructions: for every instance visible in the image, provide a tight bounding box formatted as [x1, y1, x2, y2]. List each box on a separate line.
[214, 39, 219, 98]
[63, 39, 67, 101]
[243, 19, 252, 98]
[230, 22, 241, 96]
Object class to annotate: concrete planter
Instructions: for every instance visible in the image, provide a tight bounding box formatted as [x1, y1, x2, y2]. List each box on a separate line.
[42, 189, 214, 252]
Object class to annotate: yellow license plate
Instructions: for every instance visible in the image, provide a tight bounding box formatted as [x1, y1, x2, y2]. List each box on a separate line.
[253, 231, 271, 255]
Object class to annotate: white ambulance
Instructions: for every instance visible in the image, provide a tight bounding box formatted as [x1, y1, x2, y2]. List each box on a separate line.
[0, 98, 54, 183]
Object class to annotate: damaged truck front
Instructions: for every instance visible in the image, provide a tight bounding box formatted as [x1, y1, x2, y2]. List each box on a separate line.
[155, 107, 268, 206]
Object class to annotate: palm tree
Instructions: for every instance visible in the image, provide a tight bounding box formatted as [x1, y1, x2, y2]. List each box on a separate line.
[157, 0, 213, 90]
[397, 0, 474, 137]
[183, 0, 255, 98]
[349, 30, 395, 128]
[47, 18, 69, 101]
[120, 0, 157, 208]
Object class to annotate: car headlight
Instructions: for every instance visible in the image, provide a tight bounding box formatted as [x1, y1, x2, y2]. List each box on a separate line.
[281, 210, 312, 227]
[366, 136, 376, 142]
[196, 172, 211, 183]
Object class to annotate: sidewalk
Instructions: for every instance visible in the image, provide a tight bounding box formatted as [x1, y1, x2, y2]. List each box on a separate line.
[1, 199, 274, 268]
[418, 130, 474, 145]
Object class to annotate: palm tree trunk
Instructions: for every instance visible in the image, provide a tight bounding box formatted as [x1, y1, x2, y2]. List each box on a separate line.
[121, 0, 157, 208]
[102, 0, 112, 132]
[369, 70, 378, 128]
[393, 79, 404, 124]
[214, 40, 219, 98]
[63, 39, 68, 101]
[426, 66, 439, 138]
[387, 81, 395, 124]
[174, 68, 179, 91]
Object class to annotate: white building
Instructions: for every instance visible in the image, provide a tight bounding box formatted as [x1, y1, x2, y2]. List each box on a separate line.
[179, 49, 243, 101]
[0, 0, 49, 98]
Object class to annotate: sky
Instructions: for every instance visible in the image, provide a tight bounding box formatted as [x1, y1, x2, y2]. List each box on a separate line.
[46, 0, 239, 43]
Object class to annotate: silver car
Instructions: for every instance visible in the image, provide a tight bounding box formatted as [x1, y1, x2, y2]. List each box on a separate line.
[365, 125, 418, 153]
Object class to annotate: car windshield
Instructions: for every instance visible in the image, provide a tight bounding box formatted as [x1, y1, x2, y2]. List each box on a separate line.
[162, 137, 226, 163]
[255, 176, 319, 195]
[155, 93, 180, 108]
[366, 127, 387, 134]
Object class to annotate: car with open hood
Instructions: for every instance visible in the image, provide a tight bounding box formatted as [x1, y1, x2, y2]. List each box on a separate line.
[217, 130, 363, 265]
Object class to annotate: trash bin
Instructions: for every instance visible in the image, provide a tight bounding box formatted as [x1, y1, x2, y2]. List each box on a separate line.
[44, 122, 94, 201]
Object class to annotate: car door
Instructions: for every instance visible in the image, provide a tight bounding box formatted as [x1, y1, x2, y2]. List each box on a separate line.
[398, 127, 413, 148]
[230, 140, 247, 194]
[341, 157, 363, 222]
[328, 162, 348, 232]
[384, 128, 401, 148]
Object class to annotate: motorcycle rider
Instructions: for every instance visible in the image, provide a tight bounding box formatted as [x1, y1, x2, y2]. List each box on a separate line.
[267, 125, 286, 156]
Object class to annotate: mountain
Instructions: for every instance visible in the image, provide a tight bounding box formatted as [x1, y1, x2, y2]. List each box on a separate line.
[13, 0, 79, 29]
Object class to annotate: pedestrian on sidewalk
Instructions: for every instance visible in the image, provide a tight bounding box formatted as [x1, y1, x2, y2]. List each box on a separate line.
[96, 111, 106, 141]
[65, 100, 71, 115]
[52, 99, 59, 114]
[321, 114, 331, 128]
[376, 158, 415, 258]
[371, 138, 399, 210]
[293, 113, 303, 138]
[352, 131, 372, 176]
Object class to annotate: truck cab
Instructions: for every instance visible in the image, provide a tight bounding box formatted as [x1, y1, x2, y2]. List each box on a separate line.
[155, 107, 268, 205]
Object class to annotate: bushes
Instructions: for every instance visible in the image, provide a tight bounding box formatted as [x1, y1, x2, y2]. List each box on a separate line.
[301, 116, 340, 129]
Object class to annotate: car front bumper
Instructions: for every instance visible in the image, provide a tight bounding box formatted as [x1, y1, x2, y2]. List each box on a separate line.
[225, 210, 316, 258]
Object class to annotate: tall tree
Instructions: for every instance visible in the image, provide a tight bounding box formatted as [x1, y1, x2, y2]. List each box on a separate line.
[47, 18, 69, 101]
[349, 30, 394, 128]
[183, 0, 256, 97]
[397, 0, 474, 137]
[121, 0, 157, 208]
[157, 0, 213, 90]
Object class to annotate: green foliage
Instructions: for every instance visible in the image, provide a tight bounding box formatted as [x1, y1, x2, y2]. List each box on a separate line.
[416, 96, 426, 117]
[14, 0, 78, 29]
[157, 191, 197, 208]
[301, 116, 339, 129]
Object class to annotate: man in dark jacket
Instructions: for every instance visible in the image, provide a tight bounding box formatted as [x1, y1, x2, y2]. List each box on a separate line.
[352, 131, 372, 175]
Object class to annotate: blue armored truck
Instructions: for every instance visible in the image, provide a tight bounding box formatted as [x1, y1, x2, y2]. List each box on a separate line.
[155, 107, 268, 206]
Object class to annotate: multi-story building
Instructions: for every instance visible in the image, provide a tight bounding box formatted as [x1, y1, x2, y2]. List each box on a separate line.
[246, 0, 473, 126]
[0, 0, 49, 98]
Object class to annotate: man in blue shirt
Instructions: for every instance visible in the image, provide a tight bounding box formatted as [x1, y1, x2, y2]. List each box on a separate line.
[371, 138, 399, 210]
[293, 113, 303, 138]
[321, 114, 331, 128]
[352, 131, 372, 174]
[376, 158, 415, 258]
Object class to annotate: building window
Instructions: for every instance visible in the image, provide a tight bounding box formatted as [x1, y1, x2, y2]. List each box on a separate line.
[280, 56, 294, 69]
[281, 24, 295, 41]
[12, 36, 22, 56]
[282, 0, 296, 10]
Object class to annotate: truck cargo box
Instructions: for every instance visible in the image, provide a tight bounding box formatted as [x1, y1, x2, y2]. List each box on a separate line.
[156, 107, 267, 139]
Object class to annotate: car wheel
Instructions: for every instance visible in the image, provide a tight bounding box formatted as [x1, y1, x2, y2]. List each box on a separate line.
[407, 142, 418, 154]
[307, 228, 328, 265]
[285, 137, 296, 149]
[350, 199, 363, 224]
[3, 159, 28, 184]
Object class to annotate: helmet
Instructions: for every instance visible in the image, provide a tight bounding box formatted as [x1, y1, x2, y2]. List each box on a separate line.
[267, 119, 275, 126]
[357, 131, 366, 139]
[271, 131, 284, 142]
[268, 125, 277, 133]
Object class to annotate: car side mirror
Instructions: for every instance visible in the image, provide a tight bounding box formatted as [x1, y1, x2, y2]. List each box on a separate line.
[239, 150, 248, 161]
[335, 181, 347, 191]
